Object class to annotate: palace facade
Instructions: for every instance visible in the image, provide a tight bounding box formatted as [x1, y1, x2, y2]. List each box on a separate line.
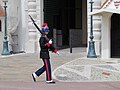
[0, 0, 119, 58]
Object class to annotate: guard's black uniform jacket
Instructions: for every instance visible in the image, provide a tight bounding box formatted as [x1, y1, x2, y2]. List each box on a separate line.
[39, 35, 56, 59]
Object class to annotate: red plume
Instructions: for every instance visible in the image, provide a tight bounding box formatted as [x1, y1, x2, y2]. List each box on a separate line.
[42, 23, 48, 27]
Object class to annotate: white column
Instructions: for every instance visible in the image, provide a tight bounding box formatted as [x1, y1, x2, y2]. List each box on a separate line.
[20, 0, 26, 52]
[87, 0, 101, 56]
[24, 0, 43, 53]
[36, 0, 43, 27]
[25, 0, 37, 53]
[101, 13, 112, 58]
[35, 0, 43, 53]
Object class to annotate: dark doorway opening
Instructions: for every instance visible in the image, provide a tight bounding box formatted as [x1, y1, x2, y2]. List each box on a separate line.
[44, 0, 87, 48]
[111, 14, 120, 58]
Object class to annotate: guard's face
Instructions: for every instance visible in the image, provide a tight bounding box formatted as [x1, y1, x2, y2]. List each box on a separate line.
[45, 31, 49, 35]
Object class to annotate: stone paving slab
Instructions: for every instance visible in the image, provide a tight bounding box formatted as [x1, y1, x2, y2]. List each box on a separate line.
[1, 47, 120, 90]
[0, 47, 86, 82]
[0, 81, 120, 90]
[53, 57, 120, 82]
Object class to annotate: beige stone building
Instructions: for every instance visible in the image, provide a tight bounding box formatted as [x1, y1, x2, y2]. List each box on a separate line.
[0, 0, 119, 58]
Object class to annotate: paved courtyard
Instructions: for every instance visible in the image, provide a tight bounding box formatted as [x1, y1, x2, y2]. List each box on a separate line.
[0, 47, 86, 82]
[53, 57, 120, 82]
[0, 47, 120, 90]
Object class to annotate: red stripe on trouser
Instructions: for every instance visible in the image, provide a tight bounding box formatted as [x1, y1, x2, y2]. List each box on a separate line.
[45, 59, 50, 81]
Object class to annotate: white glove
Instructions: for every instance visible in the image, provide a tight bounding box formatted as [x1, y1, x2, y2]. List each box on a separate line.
[56, 51, 60, 55]
[49, 39, 52, 44]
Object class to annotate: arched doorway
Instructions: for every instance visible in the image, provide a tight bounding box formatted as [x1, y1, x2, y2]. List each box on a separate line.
[111, 14, 120, 58]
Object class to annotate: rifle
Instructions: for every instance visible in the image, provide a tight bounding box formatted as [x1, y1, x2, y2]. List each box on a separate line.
[29, 15, 43, 35]
[29, 15, 57, 52]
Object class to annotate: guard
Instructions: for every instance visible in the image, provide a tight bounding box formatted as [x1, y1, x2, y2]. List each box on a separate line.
[32, 23, 59, 84]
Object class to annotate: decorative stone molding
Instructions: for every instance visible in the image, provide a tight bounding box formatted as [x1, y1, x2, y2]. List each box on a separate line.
[28, 1, 36, 9]
[25, 0, 37, 53]
[100, 0, 112, 9]
[25, 0, 41, 53]
[28, 0, 37, 40]
[93, 0, 101, 10]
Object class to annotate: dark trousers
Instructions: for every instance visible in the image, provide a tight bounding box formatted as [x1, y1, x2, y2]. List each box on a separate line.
[35, 58, 52, 81]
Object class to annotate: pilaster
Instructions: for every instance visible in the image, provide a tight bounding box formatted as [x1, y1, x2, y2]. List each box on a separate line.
[26, 0, 37, 53]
